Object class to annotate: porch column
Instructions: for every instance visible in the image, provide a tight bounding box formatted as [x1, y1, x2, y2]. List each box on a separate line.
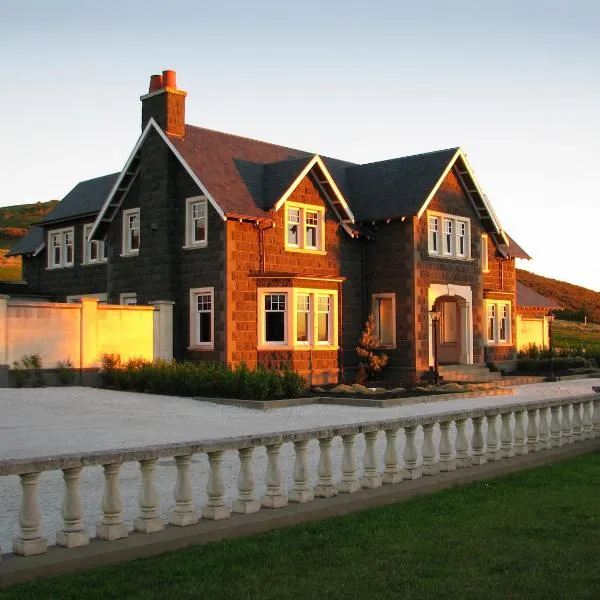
[459, 301, 470, 364]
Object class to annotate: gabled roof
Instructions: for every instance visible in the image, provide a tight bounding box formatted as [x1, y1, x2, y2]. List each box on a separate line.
[517, 282, 561, 309]
[346, 148, 458, 222]
[39, 173, 119, 225]
[5, 226, 44, 257]
[497, 232, 531, 260]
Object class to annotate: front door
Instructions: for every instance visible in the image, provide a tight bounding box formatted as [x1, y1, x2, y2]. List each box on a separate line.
[437, 298, 462, 364]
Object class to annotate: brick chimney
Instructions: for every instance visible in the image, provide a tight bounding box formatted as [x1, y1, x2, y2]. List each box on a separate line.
[140, 69, 187, 137]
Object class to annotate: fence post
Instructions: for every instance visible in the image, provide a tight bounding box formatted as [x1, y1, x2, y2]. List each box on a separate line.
[80, 298, 98, 368]
[0, 295, 8, 386]
[152, 301, 174, 361]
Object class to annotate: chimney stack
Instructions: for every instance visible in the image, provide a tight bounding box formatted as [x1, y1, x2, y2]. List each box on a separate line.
[141, 69, 187, 137]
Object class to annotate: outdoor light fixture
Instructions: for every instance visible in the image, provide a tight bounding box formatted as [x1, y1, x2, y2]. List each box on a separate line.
[547, 312, 555, 381]
[430, 306, 441, 385]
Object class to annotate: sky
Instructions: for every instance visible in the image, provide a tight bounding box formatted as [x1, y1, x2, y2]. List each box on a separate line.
[1, 0, 598, 290]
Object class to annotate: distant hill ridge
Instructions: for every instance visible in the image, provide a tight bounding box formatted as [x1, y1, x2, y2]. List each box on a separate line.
[517, 269, 600, 324]
[0, 200, 59, 248]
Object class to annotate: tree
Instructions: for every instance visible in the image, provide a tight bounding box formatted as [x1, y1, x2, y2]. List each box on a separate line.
[356, 314, 389, 384]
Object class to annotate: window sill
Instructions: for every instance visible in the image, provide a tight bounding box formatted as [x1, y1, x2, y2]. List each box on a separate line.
[182, 243, 208, 250]
[285, 247, 327, 256]
[427, 253, 473, 262]
[120, 251, 139, 258]
[82, 260, 108, 267]
[486, 341, 512, 347]
[187, 345, 215, 351]
[45, 265, 74, 270]
[257, 344, 339, 352]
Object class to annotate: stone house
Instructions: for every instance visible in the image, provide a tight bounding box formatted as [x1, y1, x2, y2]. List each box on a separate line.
[10, 69, 549, 383]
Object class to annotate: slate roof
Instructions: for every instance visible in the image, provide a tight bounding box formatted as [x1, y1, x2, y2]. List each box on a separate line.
[38, 173, 120, 225]
[5, 226, 44, 256]
[500, 233, 531, 260]
[345, 148, 459, 222]
[516, 282, 561, 309]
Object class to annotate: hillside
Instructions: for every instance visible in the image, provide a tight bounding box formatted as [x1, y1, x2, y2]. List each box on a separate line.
[0, 200, 58, 281]
[517, 269, 600, 324]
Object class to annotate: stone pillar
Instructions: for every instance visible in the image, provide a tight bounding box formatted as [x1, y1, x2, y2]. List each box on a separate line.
[152, 300, 174, 361]
[80, 298, 98, 368]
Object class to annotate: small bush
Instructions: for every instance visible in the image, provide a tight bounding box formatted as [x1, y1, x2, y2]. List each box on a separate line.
[356, 314, 389, 383]
[56, 359, 76, 385]
[99, 358, 307, 400]
[12, 354, 44, 387]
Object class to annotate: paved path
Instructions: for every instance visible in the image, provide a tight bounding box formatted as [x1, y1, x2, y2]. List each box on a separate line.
[1, 379, 598, 553]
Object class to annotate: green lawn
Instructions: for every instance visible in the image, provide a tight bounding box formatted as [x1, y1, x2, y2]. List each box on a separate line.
[554, 319, 600, 353]
[4, 453, 600, 599]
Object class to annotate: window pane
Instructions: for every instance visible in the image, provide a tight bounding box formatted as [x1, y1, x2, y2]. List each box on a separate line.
[131, 228, 140, 250]
[317, 296, 330, 342]
[500, 305, 509, 341]
[429, 217, 438, 252]
[90, 240, 98, 261]
[287, 208, 300, 245]
[192, 202, 207, 243]
[266, 312, 285, 342]
[377, 298, 393, 346]
[306, 211, 318, 248]
[488, 304, 496, 341]
[198, 312, 211, 343]
[296, 294, 310, 342]
[64, 231, 73, 264]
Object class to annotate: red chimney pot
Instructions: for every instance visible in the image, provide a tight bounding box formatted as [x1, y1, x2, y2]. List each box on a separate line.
[149, 74, 163, 92]
[162, 70, 177, 89]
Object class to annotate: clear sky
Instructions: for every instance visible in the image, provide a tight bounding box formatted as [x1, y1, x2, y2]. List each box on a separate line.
[1, 0, 598, 290]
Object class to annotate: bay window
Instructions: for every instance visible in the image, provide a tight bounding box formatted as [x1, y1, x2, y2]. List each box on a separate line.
[47, 227, 74, 269]
[285, 203, 325, 252]
[428, 212, 470, 259]
[486, 300, 511, 344]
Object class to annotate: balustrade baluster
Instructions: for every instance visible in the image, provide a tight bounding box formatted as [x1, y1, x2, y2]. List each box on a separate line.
[582, 400, 593, 440]
[96, 463, 128, 540]
[56, 467, 89, 548]
[454, 419, 469, 468]
[526, 409, 539, 453]
[438, 420, 456, 471]
[170, 454, 199, 526]
[262, 443, 289, 507]
[203, 450, 232, 518]
[134, 458, 164, 533]
[338, 434, 362, 492]
[381, 428, 402, 484]
[422, 423, 439, 475]
[561, 404, 573, 445]
[233, 447, 261, 513]
[538, 407, 551, 450]
[13, 472, 47, 556]
[572, 403, 583, 442]
[550, 405, 562, 448]
[400, 425, 422, 479]
[361, 431, 383, 488]
[514, 410, 528, 456]
[500, 412, 514, 458]
[486, 414, 501, 461]
[471, 416, 487, 465]
[593, 398, 600, 438]
[289, 440, 314, 503]
[314, 436, 338, 497]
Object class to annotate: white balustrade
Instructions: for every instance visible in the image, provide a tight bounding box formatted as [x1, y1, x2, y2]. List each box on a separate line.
[314, 436, 338, 498]
[550, 405, 562, 448]
[13, 472, 47, 556]
[526, 409, 539, 454]
[486, 415, 501, 462]
[56, 467, 89, 548]
[514, 410, 528, 456]
[262, 444, 288, 508]
[455, 419, 470, 468]
[96, 463, 128, 540]
[400, 425, 422, 479]
[471, 416, 487, 465]
[361, 431, 383, 488]
[170, 454, 199, 526]
[572, 403, 583, 442]
[438, 420, 456, 471]
[500, 412, 514, 459]
[289, 440, 314, 503]
[381, 428, 402, 484]
[2, 391, 599, 562]
[233, 447, 261, 514]
[422, 423, 439, 475]
[134, 458, 164, 533]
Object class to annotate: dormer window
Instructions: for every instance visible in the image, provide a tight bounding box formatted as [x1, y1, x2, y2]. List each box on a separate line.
[428, 211, 470, 260]
[285, 203, 325, 253]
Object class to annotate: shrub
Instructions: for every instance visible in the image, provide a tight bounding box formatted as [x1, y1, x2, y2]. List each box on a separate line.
[98, 358, 307, 400]
[12, 354, 44, 387]
[356, 314, 389, 383]
[56, 359, 76, 385]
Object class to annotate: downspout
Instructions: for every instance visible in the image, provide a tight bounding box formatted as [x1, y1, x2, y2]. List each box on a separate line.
[500, 259, 504, 291]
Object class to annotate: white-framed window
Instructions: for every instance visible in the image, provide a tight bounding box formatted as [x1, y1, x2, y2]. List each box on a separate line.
[427, 212, 470, 260]
[47, 227, 74, 269]
[284, 203, 325, 252]
[486, 300, 511, 344]
[372, 293, 396, 348]
[83, 223, 106, 265]
[185, 196, 208, 248]
[120, 292, 137, 305]
[481, 234, 489, 272]
[122, 208, 140, 256]
[258, 287, 338, 349]
[189, 287, 214, 349]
